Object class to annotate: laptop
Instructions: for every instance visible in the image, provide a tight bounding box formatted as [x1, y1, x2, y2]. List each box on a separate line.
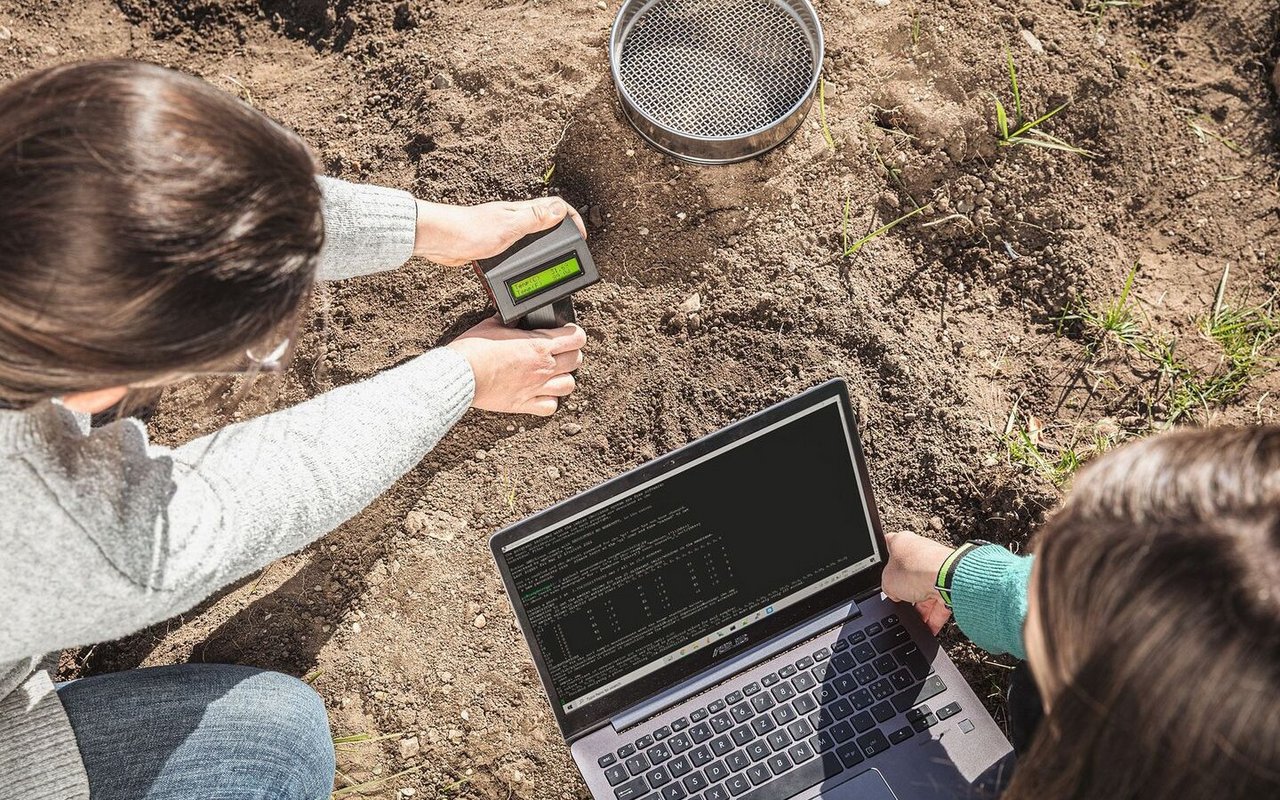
[490, 380, 1014, 800]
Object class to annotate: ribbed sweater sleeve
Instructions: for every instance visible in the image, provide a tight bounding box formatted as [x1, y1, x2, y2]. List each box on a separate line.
[0, 670, 90, 800]
[315, 176, 418, 280]
[950, 545, 1034, 660]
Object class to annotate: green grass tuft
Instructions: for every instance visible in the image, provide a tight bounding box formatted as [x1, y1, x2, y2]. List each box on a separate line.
[841, 200, 931, 257]
[989, 50, 1096, 157]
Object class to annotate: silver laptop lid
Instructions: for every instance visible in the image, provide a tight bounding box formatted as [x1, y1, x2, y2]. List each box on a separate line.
[490, 380, 890, 741]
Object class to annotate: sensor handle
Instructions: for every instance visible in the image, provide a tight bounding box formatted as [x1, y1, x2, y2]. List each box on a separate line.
[518, 297, 576, 330]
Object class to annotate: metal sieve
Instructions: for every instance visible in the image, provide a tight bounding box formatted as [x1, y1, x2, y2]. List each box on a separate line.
[609, 0, 824, 164]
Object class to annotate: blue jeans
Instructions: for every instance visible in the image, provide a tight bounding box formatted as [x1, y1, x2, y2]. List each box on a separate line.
[57, 664, 335, 800]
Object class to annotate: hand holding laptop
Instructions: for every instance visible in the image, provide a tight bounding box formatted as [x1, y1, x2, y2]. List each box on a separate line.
[881, 532, 954, 636]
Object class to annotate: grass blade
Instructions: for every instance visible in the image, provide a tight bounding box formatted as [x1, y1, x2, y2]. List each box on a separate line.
[1006, 49, 1022, 123]
[843, 204, 931, 257]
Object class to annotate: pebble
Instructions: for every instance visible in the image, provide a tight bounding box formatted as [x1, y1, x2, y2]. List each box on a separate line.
[677, 293, 702, 314]
[563, 423, 583, 436]
[351, 622, 363, 634]
[473, 613, 487, 629]
[0, 26, 11, 41]
[546, 466, 561, 479]
[596, 0, 607, 8]
[399, 736, 421, 760]
[474, 449, 487, 461]
[431, 73, 452, 90]
[399, 788, 416, 798]
[928, 516, 944, 532]
[638, 227, 650, 236]
[1020, 28, 1044, 55]
[438, 670, 454, 683]
[40, 44, 57, 56]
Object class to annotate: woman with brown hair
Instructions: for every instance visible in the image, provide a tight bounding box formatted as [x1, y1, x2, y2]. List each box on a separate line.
[0, 60, 587, 799]
[883, 427, 1280, 799]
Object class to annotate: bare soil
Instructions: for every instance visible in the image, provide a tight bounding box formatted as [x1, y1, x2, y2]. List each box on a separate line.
[2, 0, 1277, 797]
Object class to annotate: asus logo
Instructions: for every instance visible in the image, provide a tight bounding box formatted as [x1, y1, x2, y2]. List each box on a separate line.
[713, 633, 749, 659]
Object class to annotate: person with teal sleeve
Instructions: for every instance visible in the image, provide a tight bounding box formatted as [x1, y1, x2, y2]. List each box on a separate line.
[879, 427, 1279, 800]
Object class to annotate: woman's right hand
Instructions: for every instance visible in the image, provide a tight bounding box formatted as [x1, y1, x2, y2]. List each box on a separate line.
[445, 316, 586, 417]
[882, 531, 955, 635]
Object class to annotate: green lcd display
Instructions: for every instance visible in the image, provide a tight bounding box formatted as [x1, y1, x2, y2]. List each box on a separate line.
[507, 255, 583, 302]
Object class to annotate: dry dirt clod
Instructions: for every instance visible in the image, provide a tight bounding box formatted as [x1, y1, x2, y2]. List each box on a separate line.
[0, 26, 12, 41]
[399, 735, 421, 760]
[1020, 28, 1044, 55]
[928, 516, 944, 532]
[546, 466, 561, 479]
[473, 613, 487, 629]
[562, 423, 583, 436]
[431, 73, 452, 90]
[678, 293, 702, 314]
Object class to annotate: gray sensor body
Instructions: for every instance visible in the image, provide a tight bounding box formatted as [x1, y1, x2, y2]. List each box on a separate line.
[475, 217, 599, 330]
[610, 0, 824, 164]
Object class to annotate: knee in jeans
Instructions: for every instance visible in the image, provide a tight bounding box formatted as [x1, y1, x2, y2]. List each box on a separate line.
[235, 670, 335, 799]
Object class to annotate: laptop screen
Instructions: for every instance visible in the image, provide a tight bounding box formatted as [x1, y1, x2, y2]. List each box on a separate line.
[497, 392, 883, 723]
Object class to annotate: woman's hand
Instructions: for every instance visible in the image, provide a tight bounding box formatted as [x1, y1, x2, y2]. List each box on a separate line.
[414, 198, 587, 266]
[445, 317, 586, 416]
[882, 531, 955, 635]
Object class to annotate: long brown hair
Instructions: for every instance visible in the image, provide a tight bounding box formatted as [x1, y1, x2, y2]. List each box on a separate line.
[1006, 427, 1280, 799]
[0, 60, 322, 407]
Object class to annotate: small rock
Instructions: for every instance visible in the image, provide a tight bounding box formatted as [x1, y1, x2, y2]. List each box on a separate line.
[473, 613, 487, 629]
[546, 466, 561, 479]
[625, 148, 636, 157]
[596, 0, 607, 8]
[399, 788, 416, 798]
[399, 736, 421, 760]
[638, 227, 650, 236]
[431, 73, 452, 90]
[677, 293, 702, 314]
[928, 516, 944, 532]
[40, 44, 57, 56]
[0, 25, 12, 42]
[351, 622, 363, 634]
[404, 509, 467, 542]
[563, 423, 583, 436]
[676, 211, 687, 221]
[393, 2, 417, 30]
[588, 204, 604, 228]
[1019, 28, 1044, 55]
[438, 670, 454, 683]
[474, 449, 487, 461]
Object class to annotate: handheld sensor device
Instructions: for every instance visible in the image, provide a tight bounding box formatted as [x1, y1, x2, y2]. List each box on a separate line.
[475, 216, 599, 329]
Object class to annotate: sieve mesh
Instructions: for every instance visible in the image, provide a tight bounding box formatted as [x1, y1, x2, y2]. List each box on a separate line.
[617, 0, 816, 139]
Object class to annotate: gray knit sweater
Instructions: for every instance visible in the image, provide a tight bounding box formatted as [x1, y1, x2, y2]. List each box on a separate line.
[0, 177, 476, 798]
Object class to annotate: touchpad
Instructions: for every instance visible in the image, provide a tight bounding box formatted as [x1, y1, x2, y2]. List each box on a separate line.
[820, 768, 898, 800]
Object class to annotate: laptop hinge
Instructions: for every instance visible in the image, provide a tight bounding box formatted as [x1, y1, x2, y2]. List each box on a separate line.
[608, 599, 863, 733]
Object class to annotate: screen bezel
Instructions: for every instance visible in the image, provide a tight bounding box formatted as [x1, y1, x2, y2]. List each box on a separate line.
[489, 379, 889, 742]
[504, 251, 585, 304]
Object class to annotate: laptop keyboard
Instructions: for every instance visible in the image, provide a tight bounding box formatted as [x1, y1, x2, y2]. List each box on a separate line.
[597, 614, 956, 800]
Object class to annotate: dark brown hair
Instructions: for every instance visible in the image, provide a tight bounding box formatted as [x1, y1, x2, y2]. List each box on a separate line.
[1007, 427, 1280, 799]
[0, 60, 322, 407]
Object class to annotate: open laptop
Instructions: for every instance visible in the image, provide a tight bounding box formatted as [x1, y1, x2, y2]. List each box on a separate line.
[490, 380, 1014, 800]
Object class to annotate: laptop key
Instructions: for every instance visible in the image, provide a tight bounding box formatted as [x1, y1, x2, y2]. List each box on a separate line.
[619, 744, 637, 759]
[792, 693, 817, 715]
[740, 753, 844, 800]
[872, 654, 898, 676]
[849, 631, 867, 644]
[853, 665, 878, 685]
[770, 683, 795, 702]
[872, 625, 911, 654]
[725, 773, 751, 796]
[726, 690, 743, 705]
[795, 655, 814, 670]
[682, 771, 709, 793]
[704, 785, 729, 800]
[600, 753, 619, 768]
[830, 653, 856, 673]
[767, 752, 792, 775]
[672, 718, 689, 732]
[726, 751, 750, 772]
[936, 702, 962, 720]
[830, 720, 855, 743]
[884, 614, 900, 627]
[710, 713, 734, 734]
[892, 675, 947, 714]
[605, 764, 629, 785]
[787, 741, 815, 764]
[743, 682, 760, 696]
[791, 672, 816, 692]
[810, 663, 831, 682]
[690, 745, 713, 768]
[857, 730, 890, 758]
[669, 733, 692, 754]
[711, 735, 734, 757]
[747, 740, 771, 762]
[690, 723, 713, 743]
[647, 744, 672, 764]
[889, 669, 916, 693]
[747, 763, 771, 786]
[771, 704, 796, 725]
[870, 679, 895, 702]
[911, 713, 939, 733]
[866, 622, 883, 637]
[750, 715, 776, 736]
[730, 725, 754, 747]
[852, 642, 877, 663]
[894, 643, 932, 681]
[668, 756, 692, 778]
[704, 760, 730, 783]
[813, 647, 831, 662]
[786, 719, 813, 740]
[810, 729, 836, 753]
[813, 685, 837, 704]
[615, 777, 648, 800]
[871, 701, 896, 724]
[767, 730, 791, 751]
[831, 638, 849, 652]
[730, 702, 754, 724]
[888, 726, 914, 745]
[690, 709, 709, 723]
[760, 673, 779, 687]
[849, 689, 873, 710]
[832, 674, 858, 695]
[778, 665, 797, 679]
[835, 741, 865, 770]
[646, 766, 671, 788]
[829, 697, 854, 720]
[709, 700, 726, 714]
[661, 783, 687, 800]
[655, 726, 672, 740]
[850, 711, 875, 733]
[750, 693, 775, 713]
[626, 754, 650, 775]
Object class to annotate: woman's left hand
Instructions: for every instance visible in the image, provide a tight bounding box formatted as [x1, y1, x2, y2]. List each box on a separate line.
[414, 197, 587, 266]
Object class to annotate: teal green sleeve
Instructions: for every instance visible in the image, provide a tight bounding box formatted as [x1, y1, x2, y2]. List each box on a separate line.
[950, 545, 1034, 660]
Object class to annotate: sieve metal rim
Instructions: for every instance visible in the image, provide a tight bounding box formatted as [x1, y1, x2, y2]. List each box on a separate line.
[609, 0, 824, 163]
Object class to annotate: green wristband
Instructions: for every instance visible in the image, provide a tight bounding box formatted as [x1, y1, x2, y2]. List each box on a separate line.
[935, 542, 983, 609]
